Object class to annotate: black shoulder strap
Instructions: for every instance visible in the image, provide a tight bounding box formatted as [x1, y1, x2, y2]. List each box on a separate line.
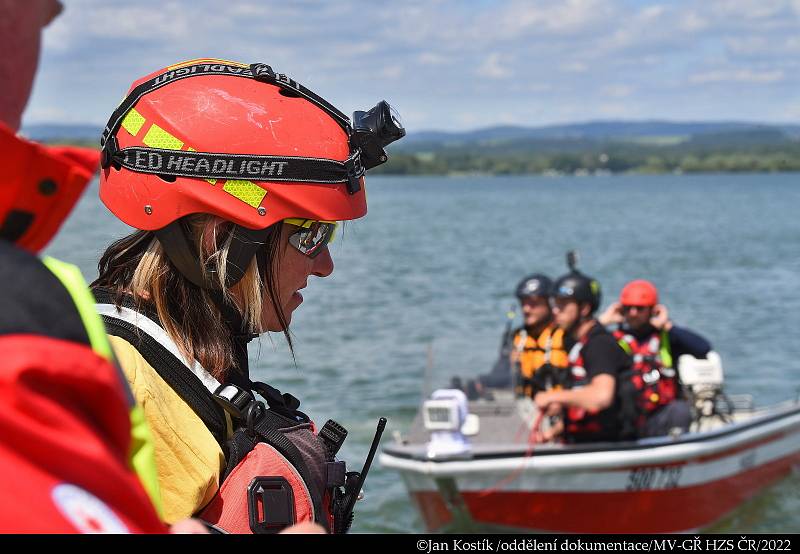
[220, 405, 327, 530]
[94, 289, 328, 527]
[252, 411, 327, 530]
[99, 309, 228, 445]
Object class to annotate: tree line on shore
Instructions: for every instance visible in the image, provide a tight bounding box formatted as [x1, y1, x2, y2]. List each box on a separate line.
[373, 143, 800, 176]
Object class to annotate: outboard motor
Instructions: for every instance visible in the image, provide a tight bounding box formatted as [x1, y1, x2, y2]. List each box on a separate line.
[422, 389, 479, 459]
[678, 352, 727, 426]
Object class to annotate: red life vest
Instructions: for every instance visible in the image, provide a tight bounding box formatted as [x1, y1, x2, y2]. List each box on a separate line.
[563, 334, 604, 440]
[0, 122, 98, 253]
[0, 248, 165, 533]
[613, 329, 677, 422]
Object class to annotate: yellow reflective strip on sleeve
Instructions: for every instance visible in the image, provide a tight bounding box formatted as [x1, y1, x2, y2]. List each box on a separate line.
[41, 257, 114, 362]
[142, 124, 184, 150]
[121, 108, 146, 137]
[660, 329, 673, 368]
[223, 180, 267, 208]
[129, 404, 163, 517]
[42, 257, 163, 517]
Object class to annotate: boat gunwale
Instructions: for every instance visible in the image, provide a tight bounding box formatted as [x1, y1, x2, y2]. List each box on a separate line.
[381, 399, 800, 469]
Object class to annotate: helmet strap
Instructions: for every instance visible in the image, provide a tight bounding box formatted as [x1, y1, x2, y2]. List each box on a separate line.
[154, 220, 271, 290]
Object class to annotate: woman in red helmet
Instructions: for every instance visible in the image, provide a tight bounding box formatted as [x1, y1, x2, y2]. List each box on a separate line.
[599, 279, 712, 437]
[90, 59, 403, 532]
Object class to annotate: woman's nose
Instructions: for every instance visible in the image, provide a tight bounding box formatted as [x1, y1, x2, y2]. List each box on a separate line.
[312, 246, 334, 277]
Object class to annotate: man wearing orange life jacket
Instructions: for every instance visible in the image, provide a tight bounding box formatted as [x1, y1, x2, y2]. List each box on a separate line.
[453, 274, 569, 401]
[599, 279, 710, 437]
[508, 274, 569, 398]
[534, 269, 634, 443]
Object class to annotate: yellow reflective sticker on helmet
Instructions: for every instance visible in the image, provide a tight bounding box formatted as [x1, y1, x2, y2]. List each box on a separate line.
[224, 180, 267, 208]
[121, 108, 145, 137]
[142, 124, 184, 150]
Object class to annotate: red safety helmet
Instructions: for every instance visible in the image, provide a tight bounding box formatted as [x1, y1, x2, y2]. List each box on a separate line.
[100, 59, 367, 232]
[98, 59, 404, 288]
[619, 279, 659, 307]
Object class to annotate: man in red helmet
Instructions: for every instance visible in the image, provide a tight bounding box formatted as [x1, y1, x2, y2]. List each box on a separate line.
[599, 279, 711, 437]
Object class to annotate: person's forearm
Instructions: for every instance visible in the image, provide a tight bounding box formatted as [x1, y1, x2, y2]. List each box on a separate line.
[548, 384, 613, 412]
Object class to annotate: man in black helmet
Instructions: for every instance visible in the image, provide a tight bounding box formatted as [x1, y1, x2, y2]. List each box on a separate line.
[507, 274, 569, 398]
[533, 270, 634, 443]
[452, 274, 568, 400]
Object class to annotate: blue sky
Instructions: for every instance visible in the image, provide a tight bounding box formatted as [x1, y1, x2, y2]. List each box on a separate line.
[24, 0, 800, 132]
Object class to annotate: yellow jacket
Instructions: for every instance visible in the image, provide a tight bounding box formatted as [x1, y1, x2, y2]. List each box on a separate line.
[110, 336, 225, 524]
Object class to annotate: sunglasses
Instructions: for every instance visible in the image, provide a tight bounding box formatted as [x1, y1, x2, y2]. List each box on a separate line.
[621, 305, 650, 314]
[284, 218, 338, 258]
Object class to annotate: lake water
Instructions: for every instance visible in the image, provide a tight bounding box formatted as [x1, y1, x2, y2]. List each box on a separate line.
[46, 173, 800, 533]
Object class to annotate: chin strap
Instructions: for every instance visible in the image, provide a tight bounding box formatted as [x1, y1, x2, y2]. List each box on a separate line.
[155, 220, 274, 290]
[205, 288, 257, 386]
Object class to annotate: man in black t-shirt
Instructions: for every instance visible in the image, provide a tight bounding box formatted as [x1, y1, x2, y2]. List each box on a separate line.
[533, 269, 633, 443]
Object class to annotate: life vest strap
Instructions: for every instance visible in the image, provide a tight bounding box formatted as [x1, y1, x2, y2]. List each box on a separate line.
[95, 293, 229, 445]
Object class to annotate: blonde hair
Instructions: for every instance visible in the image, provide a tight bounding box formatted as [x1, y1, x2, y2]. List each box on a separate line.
[94, 214, 286, 380]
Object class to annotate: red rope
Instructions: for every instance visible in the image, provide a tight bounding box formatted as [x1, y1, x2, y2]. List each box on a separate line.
[477, 411, 544, 497]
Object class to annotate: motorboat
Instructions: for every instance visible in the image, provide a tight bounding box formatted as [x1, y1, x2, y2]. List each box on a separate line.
[380, 353, 800, 532]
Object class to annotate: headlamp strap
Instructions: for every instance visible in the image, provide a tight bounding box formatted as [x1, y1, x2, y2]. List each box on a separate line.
[249, 64, 350, 130]
[102, 62, 352, 149]
[108, 146, 365, 188]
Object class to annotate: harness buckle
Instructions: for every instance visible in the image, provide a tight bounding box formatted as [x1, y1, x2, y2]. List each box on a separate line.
[213, 383, 255, 420]
[100, 135, 120, 169]
[247, 477, 296, 534]
[343, 150, 364, 195]
[319, 419, 348, 457]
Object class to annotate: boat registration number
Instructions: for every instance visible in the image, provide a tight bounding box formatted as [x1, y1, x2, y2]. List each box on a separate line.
[625, 466, 682, 491]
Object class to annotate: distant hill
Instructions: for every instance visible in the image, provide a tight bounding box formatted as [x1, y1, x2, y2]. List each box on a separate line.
[21, 123, 101, 143]
[20, 119, 800, 175]
[22, 120, 800, 147]
[378, 120, 800, 175]
[400, 120, 800, 150]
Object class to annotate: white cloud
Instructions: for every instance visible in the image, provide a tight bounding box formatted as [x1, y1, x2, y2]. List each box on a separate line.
[562, 61, 588, 73]
[418, 52, 449, 66]
[679, 11, 709, 32]
[380, 65, 404, 80]
[709, 0, 790, 20]
[640, 5, 666, 20]
[689, 69, 786, 84]
[478, 53, 513, 79]
[22, 0, 800, 131]
[498, 0, 615, 36]
[601, 85, 634, 98]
